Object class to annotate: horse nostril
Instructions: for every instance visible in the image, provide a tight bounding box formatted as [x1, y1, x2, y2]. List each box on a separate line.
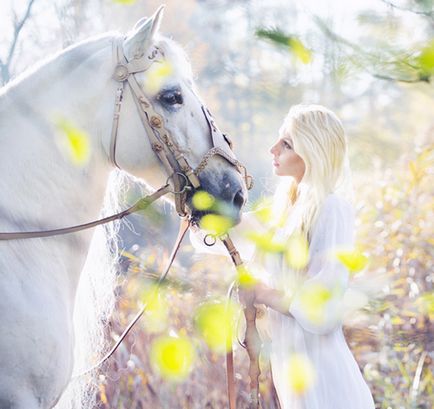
[233, 189, 245, 209]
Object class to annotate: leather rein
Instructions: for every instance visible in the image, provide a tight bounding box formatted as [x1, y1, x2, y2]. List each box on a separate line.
[0, 37, 259, 408]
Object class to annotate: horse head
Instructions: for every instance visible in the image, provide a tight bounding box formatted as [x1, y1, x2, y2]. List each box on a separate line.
[107, 6, 251, 224]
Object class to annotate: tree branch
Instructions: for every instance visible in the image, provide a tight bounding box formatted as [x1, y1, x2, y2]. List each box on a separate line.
[314, 16, 432, 84]
[381, 0, 434, 19]
[1, 0, 37, 84]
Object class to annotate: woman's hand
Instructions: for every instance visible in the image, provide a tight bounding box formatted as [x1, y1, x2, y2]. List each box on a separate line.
[238, 281, 269, 307]
[238, 285, 256, 308]
[239, 281, 293, 317]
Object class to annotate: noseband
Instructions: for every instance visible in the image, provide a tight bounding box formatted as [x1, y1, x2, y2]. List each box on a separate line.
[109, 37, 252, 216]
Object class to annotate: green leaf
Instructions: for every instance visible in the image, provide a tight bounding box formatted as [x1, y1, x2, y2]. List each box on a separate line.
[256, 29, 312, 64]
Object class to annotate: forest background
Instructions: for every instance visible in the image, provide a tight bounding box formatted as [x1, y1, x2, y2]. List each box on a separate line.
[1, 0, 433, 408]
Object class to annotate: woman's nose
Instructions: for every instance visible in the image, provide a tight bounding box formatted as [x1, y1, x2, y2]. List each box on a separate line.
[269, 143, 277, 155]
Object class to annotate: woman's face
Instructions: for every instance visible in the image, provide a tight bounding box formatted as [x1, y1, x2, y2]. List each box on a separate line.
[269, 133, 306, 182]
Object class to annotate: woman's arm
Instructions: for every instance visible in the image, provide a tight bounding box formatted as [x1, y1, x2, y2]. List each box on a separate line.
[287, 195, 355, 334]
[239, 282, 293, 317]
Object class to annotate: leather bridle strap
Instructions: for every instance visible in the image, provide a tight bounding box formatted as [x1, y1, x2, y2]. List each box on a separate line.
[0, 184, 171, 240]
[221, 235, 261, 409]
[109, 37, 253, 217]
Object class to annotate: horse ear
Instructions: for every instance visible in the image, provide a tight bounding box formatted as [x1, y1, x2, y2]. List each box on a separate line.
[123, 5, 165, 60]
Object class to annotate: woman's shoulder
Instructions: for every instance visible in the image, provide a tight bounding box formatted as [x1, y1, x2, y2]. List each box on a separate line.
[312, 193, 355, 238]
[320, 193, 354, 218]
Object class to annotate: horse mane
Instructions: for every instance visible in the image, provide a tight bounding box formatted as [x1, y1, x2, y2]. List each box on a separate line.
[0, 33, 115, 99]
[55, 170, 132, 409]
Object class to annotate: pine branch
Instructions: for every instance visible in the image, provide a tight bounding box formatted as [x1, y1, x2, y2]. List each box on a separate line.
[314, 16, 432, 84]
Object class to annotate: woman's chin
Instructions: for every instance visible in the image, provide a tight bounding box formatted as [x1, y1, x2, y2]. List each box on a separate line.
[272, 167, 281, 176]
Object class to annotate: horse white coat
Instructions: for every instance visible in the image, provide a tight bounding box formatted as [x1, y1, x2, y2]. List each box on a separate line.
[0, 7, 246, 409]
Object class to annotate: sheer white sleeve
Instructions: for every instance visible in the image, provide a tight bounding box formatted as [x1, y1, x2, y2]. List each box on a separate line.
[288, 194, 355, 335]
[189, 210, 265, 261]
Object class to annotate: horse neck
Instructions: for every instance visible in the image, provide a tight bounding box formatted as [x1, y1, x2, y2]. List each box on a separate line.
[0, 36, 119, 230]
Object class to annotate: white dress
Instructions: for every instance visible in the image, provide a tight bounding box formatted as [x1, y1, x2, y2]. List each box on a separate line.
[190, 194, 375, 409]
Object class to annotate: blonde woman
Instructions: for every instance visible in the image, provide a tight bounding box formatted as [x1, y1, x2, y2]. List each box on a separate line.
[191, 104, 375, 409]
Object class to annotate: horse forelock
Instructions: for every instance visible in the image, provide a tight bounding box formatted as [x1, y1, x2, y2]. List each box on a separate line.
[155, 36, 194, 82]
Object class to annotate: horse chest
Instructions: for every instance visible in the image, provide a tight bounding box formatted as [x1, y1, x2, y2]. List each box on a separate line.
[0, 286, 73, 408]
[0, 244, 79, 408]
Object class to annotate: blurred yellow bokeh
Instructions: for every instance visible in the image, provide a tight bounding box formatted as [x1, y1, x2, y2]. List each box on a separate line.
[112, 0, 136, 4]
[141, 285, 169, 333]
[199, 214, 234, 236]
[55, 117, 90, 166]
[143, 61, 174, 94]
[236, 265, 258, 288]
[298, 283, 332, 324]
[246, 230, 286, 253]
[285, 234, 309, 270]
[286, 353, 316, 395]
[192, 191, 215, 211]
[194, 300, 241, 353]
[150, 335, 195, 381]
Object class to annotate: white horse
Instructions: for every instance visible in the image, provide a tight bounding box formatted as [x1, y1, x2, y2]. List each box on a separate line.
[0, 7, 247, 409]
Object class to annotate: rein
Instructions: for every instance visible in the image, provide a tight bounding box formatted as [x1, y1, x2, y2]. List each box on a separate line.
[0, 182, 173, 241]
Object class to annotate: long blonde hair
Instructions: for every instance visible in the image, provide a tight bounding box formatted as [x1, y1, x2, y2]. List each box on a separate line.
[272, 104, 350, 241]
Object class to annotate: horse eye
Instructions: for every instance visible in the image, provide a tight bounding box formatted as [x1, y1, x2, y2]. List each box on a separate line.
[158, 90, 183, 107]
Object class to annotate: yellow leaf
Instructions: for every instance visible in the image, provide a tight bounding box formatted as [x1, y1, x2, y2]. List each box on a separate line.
[199, 214, 234, 236]
[55, 118, 90, 166]
[150, 335, 195, 381]
[288, 38, 312, 64]
[192, 191, 215, 211]
[417, 39, 434, 75]
[335, 249, 369, 273]
[286, 353, 316, 395]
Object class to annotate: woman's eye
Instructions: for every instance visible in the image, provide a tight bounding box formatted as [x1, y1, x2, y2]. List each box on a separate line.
[283, 141, 291, 149]
[158, 90, 183, 106]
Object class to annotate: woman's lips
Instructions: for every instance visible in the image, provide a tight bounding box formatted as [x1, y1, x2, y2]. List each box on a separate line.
[273, 161, 279, 167]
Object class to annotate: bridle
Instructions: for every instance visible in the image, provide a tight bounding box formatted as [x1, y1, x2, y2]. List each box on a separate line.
[0, 36, 260, 409]
[109, 37, 252, 216]
[0, 36, 252, 239]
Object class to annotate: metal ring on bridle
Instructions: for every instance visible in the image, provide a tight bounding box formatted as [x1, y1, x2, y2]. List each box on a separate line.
[204, 234, 217, 246]
[166, 172, 192, 194]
